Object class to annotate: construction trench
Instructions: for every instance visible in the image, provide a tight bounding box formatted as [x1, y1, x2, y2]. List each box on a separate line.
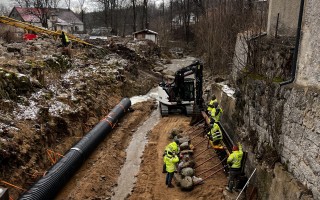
[20, 99, 238, 200]
[18, 58, 243, 200]
[0, 56, 243, 200]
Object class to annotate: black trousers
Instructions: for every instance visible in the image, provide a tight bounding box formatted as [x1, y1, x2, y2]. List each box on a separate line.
[228, 168, 241, 190]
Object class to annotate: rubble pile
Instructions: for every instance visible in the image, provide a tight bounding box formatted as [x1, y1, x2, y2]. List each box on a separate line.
[0, 38, 61, 60]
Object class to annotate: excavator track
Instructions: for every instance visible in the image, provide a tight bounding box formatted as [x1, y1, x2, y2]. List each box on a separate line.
[159, 103, 169, 117]
[186, 104, 193, 116]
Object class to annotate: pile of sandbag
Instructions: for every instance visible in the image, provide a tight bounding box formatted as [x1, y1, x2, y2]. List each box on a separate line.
[169, 128, 203, 191]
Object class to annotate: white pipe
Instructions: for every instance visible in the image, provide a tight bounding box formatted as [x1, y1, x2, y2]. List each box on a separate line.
[236, 168, 257, 200]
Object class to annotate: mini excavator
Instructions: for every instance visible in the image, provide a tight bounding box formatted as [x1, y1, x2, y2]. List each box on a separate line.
[158, 60, 205, 124]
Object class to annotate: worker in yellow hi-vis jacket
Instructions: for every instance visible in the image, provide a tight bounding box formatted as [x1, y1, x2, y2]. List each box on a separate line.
[226, 143, 243, 192]
[164, 151, 179, 188]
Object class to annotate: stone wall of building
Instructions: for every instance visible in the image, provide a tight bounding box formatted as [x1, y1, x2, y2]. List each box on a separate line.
[222, 34, 320, 199]
[267, 0, 300, 37]
[281, 86, 320, 198]
[296, 0, 320, 88]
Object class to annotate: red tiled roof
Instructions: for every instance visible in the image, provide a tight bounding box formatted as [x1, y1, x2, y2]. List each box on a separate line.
[15, 7, 46, 23]
[11, 7, 83, 25]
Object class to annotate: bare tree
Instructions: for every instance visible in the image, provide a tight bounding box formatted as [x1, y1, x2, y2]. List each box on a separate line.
[78, 0, 86, 22]
[64, 0, 71, 9]
[0, 4, 10, 15]
[132, 0, 136, 32]
[194, 0, 268, 75]
[52, 0, 61, 8]
[142, 0, 148, 29]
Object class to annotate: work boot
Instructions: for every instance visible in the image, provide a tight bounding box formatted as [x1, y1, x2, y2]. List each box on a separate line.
[168, 184, 174, 188]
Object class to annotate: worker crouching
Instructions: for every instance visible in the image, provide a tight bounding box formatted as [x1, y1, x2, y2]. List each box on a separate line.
[164, 151, 179, 188]
[226, 143, 243, 192]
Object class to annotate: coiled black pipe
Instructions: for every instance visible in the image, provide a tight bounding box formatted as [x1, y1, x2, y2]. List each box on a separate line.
[19, 98, 131, 200]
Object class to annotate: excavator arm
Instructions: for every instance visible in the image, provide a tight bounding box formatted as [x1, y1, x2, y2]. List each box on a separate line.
[173, 60, 204, 108]
[158, 60, 204, 120]
[0, 15, 94, 47]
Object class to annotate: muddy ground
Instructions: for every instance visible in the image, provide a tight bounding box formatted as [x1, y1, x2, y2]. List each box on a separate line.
[129, 115, 227, 200]
[55, 105, 227, 200]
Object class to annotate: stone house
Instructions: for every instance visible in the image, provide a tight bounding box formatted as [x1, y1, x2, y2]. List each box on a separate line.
[8, 7, 84, 33]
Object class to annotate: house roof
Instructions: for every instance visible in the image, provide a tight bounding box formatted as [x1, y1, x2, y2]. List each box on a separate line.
[14, 7, 43, 23]
[54, 8, 83, 24]
[133, 29, 158, 35]
[10, 7, 83, 25]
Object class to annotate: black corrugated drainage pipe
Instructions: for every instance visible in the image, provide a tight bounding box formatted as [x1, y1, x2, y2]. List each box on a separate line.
[280, 0, 305, 86]
[19, 98, 131, 200]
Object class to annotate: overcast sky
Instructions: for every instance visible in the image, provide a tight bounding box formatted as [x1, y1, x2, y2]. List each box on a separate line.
[0, 0, 168, 13]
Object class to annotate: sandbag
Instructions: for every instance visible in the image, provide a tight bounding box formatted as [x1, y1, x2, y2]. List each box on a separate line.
[192, 176, 203, 185]
[179, 142, 190, 151]
[180, 150, 194, 155]
[181, 167, 194, 177]
[173, 173, 182, 187]
[178, 137, 190, 144]
[169, 128, 182, 139]
[182, 160, 195, 168]
[178, 159, 195, 171]
[180, 176, 194, 190]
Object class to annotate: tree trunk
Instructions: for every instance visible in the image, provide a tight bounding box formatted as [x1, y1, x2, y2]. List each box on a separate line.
[132, 0, 136, 32]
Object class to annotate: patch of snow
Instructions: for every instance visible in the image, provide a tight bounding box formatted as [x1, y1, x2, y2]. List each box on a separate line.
[63, 69, 80, 81]
[14, 100, 39, 120]
[130, 88, 158, 105]
[49, 101, 71, 117]
[16, 73, 27, 78]
[89, 36, 108, 40]
[218, 83, 235, 98]
[48, 84, 58, 92]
